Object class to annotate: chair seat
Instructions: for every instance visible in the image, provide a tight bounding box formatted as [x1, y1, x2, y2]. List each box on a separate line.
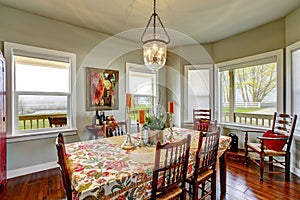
[248, 143, 286, 156]
[155, 186, 183, 200]
[187, 169, 213, 183]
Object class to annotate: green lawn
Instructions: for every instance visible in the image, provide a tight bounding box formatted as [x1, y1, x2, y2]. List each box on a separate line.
[222, 107, 262, 113]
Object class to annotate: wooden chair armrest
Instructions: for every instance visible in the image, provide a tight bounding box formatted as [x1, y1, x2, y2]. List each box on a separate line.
[242, 130, 265, 134]
[257, 136, 288, 140]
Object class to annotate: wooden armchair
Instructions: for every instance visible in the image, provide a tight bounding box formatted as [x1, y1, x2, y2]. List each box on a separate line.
[193, 109, 211, 130]
[243, 112, 297, 181]
[150, 134, 191, 200]
[55, 133, 72, 200]
[187, 129, 220, 200]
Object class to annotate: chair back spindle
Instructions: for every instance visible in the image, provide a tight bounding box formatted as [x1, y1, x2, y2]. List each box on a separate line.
[151, 134, 191, 199]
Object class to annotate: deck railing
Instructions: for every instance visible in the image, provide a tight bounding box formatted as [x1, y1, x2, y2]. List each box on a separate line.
[20, 111, 272, 130]
[223, 112, 273, 127]
[129, 109, 150, 122]
[19, 114, 67, 130]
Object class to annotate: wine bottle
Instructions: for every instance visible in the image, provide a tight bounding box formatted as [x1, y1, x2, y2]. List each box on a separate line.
[100, 111, 106, 125]
[95, 111, 100, 125]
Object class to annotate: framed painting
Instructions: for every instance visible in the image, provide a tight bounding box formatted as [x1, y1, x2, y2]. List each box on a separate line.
[86, 67, 119, 111]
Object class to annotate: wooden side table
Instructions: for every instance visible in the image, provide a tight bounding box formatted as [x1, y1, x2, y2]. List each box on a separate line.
[86, 125, 105, 139]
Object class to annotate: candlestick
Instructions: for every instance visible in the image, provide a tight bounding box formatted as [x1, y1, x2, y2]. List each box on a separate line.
[126, 93, 132, 108]
[168, 102, 174, 114]
[166, 113, 175, 141]
[121, 107, 136, 150]
[137, 123, 147, 147]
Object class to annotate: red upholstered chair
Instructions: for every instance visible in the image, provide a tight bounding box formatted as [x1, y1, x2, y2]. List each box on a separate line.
[244, 112, 297, 181]
[186, 129, 220, 200]
[150, 134, 191, 200]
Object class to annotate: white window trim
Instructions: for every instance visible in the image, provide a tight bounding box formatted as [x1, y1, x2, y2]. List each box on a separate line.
[184, 64, 214, 124]
[4, 42, 77, 141]
[286, 41, 300, 138]
[216, 49, 284, 127]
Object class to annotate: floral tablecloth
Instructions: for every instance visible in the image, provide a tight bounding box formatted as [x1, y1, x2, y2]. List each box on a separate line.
[65, 127, 230, 200]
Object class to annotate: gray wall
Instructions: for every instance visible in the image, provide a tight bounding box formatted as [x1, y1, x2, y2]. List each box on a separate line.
[286, 6, 300, 46]
[212, 19, 285, 63]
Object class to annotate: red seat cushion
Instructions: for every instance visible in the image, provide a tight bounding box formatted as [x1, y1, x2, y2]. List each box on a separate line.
[198, 119, 210, 131]
[261, 130, 288, 151]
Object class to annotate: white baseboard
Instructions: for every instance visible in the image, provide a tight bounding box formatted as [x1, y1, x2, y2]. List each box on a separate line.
[7, 161, 58, 179]
[292, 166, 300, 177]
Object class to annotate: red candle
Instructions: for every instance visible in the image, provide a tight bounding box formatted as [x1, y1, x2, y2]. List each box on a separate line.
[126, 93, 132, 108]
[168, 102, 174, 114]
[139, 110, 145, 124]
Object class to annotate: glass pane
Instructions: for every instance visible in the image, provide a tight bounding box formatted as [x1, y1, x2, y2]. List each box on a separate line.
[15, 56, 70, 92]
[220, 71, 230, 123]
[220, 62, 277, 127]
[129, 71, 155, 95]
[130, 96, 153, 121]
[18, 95, 67, 131]
[188, 69, 210, 122]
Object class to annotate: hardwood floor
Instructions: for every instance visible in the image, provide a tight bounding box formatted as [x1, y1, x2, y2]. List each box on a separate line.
[0, 168, 65, 200]
[0, 160, 300, 200]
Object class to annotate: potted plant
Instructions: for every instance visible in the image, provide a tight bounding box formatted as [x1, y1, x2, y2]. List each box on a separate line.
[144, 106, 166, 145]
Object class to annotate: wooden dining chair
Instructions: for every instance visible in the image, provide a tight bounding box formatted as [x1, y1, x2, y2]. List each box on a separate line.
[103, 121, 125, 137]
[57, 132, 65, 144]
[150, 134, 191, 200]
[56, 134, 72, 200]
[193, 109, 211, 130]
[49, 117, 67, 127]
[244, 112, 297, 181]
[187, 128, 220, 200]
[103, 121, 140, 137]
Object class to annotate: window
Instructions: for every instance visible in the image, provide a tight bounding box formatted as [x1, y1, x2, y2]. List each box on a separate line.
[286, 41, 300, 135]
[217, 50, 283, 127]
[126, 63, 157, 120]
[184, 65, 214, 123]
[5, 42, 76, 136]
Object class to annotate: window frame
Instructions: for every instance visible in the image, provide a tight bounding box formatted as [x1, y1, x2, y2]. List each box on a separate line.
[286, 41, 300, 137]
[126, 62, 158, 108]
[216, 49, 284, 128]
[184, 64, 214, 124]
[4, 42, 77, 140]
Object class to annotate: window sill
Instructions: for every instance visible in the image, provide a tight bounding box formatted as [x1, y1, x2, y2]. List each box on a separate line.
[7, 128, 78, 143]
[219, 122, 269, 131]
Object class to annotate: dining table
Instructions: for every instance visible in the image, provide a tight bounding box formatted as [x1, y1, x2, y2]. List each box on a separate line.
[65, 127, 231, 200]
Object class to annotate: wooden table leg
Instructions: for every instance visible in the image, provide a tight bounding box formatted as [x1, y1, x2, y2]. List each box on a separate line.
[219, 151, 227, 194]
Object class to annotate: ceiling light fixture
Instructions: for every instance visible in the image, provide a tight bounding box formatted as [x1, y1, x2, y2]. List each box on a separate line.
[141, 0, 170, 73]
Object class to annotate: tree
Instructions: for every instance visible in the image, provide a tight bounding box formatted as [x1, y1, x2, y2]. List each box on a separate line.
[235, 63, 276, 102]
[221, 71, 231, 103]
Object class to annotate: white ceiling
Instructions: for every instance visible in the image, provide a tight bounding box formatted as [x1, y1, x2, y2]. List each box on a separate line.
[0, 0, 300, 44]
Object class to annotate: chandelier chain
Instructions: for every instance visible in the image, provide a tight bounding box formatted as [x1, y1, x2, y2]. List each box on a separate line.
[141, 0, 170, 44]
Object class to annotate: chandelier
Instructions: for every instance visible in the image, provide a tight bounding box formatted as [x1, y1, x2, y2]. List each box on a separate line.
[141, 0, 170, 72]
